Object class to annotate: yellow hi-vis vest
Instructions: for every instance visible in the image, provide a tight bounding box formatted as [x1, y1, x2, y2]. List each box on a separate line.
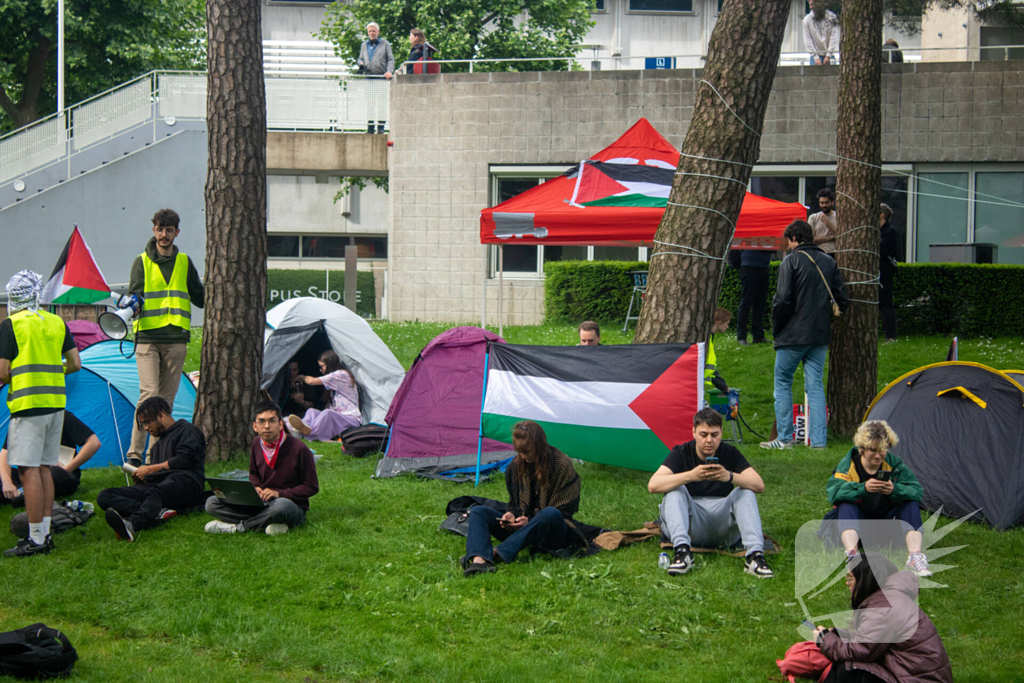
[7, 309, 67, 413]
[704, 335, 718, 392]
[133, 252, 191, 334]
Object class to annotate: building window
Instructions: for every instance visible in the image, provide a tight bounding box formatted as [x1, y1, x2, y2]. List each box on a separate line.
[268, 235, 301, 258]
[266, 234, 387, 260]
[629, 0, 693, 12]
[980, 27, 1024, 61]
[593, 0, 606, 10]
[750, 176, 799, 204]
[974, 172, 1024, 265]
[916, 173, 969, 263]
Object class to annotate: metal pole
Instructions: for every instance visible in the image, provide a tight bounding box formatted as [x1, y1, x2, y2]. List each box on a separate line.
[344, 246, 358, 313]
[474, 348, 491, 487]
[57, 0, 64, 114]
[498, 245, 504, 339]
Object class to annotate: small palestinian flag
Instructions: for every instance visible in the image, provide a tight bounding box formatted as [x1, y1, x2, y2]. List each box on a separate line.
[481, 343, 705, 472]
[40, 226, 111, 304]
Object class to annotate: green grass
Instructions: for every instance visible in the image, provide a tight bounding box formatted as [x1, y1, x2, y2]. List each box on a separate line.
[2, 325, 1023, 682]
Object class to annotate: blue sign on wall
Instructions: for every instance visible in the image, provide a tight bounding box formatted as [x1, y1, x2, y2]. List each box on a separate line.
[644, 57, 677, 70]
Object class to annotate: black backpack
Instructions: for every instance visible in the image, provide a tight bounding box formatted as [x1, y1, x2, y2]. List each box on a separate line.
[340, 424, 389, 457]
[0, 624, 78, 679]
[10, 504, 93, 540]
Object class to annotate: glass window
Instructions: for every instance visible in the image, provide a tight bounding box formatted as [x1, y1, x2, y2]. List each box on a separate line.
[354, 237, 388, 259]
[544, 246, 589, 263]
[880, 176, 909, 261]
[300, 236, 387, 259]
[593, 246, 642, 261]
[497, 178, 539, 204]
[974, 172, 1024, 265]
[501, 245, 539, 273]
[805, 176, 837, 216]
[267, 235, 300, 258]
[750, 176, 799, 204]
[916, 172, 968, 263]
[594, 0, 606, 9]
[980, 27, 1024, 61]
[629, 0, 693, 11]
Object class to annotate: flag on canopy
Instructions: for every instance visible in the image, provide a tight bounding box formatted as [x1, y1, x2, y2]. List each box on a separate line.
[480, 343, 704, 472]
[40, 226, 111, 305]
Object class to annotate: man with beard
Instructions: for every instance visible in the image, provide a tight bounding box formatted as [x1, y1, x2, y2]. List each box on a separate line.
[808, 188, 838, 257]
[803, 0, 840, 66]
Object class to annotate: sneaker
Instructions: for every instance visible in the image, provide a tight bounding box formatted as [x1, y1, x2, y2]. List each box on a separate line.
[906, 552, 932, 578]
[126, 455, 143, 468]
[44, 534, 55, 552]
[667, 545, 694, 576]
[204, 520, 238, 534]
[759, 439, 794, 450]
[158, 509, 178, 521]
[736, 339, 750, 346]
[2, 537, 52, 558]
[744, 551, 774, 579]
[265, 524, 289, 536]
[105, 508, 136, 542]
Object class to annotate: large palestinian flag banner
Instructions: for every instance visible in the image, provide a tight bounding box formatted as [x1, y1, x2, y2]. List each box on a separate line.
[40, 226, 111, 305]
[481, 343, 704, 472]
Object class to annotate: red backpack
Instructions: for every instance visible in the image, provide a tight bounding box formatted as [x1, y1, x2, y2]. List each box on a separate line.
[776, 641, 833, 682]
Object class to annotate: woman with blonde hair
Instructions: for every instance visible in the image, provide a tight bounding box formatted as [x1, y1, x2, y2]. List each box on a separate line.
[826, 420, 930, 576]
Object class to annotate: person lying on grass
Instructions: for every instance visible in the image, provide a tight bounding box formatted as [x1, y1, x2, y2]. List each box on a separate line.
[647, 408, 773, 578]
[98, 396, 206, 542]
[461, 421, 583, 577]
[205, 400, 318, 536]
[285, 350, 361, 442]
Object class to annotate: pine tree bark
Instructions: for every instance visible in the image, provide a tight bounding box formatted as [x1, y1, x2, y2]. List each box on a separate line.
[197, 0, 267, 461]
[827, 0, 883, 437]
[633, 0, 792, 344]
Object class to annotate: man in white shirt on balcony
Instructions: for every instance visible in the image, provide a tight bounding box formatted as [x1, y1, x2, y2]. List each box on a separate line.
[803, 0, 840, 66]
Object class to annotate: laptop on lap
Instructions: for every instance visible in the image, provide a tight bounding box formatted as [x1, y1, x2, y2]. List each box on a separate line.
[207, 470, 266, 507]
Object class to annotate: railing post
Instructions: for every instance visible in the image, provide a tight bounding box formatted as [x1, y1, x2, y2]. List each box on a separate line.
[469, 61, 474, 73]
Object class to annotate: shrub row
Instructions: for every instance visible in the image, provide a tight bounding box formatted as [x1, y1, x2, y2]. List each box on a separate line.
[545, 260, 1024, 338]
[267, 269, 376, 318]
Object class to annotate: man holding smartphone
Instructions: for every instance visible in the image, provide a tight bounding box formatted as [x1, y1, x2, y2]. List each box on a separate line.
[647, 408, 773, 579]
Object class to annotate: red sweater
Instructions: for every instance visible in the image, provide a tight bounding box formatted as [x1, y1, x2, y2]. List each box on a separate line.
[248, 433, 319, 511]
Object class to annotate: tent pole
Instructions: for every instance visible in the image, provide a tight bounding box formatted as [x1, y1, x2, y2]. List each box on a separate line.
[481, 245, 487, 329]
[475, 347, 492, 487]
[498, 245, 504, 338]
[108, 382, 130, 486]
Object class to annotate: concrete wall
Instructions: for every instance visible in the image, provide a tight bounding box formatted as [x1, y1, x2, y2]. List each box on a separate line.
[267, 176, 389, 234]
[386, 61, 1024, 325]
[262, 1, 329, 41]
[267, 131, 388, 174]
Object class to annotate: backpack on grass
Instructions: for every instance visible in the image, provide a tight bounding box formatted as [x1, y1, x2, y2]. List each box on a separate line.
[10, 503, 93, 540]
[340, 424, 389, 457]
[0, 623, 78, 679]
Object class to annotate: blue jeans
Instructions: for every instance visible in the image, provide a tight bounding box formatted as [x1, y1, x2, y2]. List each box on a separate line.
[774, 345, 827, 447]
[465, 506, 569, 564]
[837, 501, 923, 534]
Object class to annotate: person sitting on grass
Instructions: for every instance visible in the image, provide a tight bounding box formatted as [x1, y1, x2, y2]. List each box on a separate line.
[648, 408, 773, 578]
[97, 396, 206, 542]
[813, 551, 953, 683]
[828, 420, 931, 577]
[285, 350, 361, 441]
[205, 400, 318, 536]
[1, 410, 101, 505]
[461, 421, 583, 577]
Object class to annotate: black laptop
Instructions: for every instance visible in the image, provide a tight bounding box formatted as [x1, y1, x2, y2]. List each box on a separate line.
[207, 470, 266, 507]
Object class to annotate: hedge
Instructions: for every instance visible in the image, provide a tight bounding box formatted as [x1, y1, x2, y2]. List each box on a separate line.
[545, 261, 1024, 338]
[267, 269, 376, 318]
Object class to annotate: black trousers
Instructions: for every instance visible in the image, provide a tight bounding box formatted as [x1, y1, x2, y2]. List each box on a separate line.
[4, 466, 80, 506]
[737, 266, 770, 342]
[824, 662, 887, 683]
[879, 269, 897, 340]
[97, 473, 202, 530]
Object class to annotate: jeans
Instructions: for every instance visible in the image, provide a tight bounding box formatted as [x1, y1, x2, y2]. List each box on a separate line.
[658, 486, 764, 554]
[465, 506, 569, 564]
[774, 345, 828, 447]
[836, 501, 923, 535]
[737, 266, 770, 342]
[205, 496, 306, 532]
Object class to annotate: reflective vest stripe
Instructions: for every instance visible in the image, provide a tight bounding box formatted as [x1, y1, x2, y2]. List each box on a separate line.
[7, 310, 67, 412]
[8, 385, 66, 401]
[139, 307, 192, 319]
[134, 252, 191, 333]
[11, 364, 65, 376]
[143, 290, 190, 300]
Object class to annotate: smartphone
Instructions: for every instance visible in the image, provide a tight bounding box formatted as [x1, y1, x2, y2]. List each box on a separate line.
[705, 456, 720, 466]
[875, 470, 892, 482]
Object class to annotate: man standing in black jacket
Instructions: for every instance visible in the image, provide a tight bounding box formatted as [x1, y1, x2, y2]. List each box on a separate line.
[879, 203, 901, 343]
[760, 221, 848, 451]
[97, 397, 206, 541]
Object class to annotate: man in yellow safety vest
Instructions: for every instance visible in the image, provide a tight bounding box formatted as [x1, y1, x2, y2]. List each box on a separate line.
[0, 270, 81, 557]
[705, 307, 731, 398]
[126, 209, 204, 466]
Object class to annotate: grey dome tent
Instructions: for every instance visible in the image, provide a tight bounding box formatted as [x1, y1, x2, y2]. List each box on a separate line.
[262, 298, 405, 424]
[863, 361, 1024, 530]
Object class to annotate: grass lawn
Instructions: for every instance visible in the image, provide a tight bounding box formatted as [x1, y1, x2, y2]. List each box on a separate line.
[2, 324, 1022, 682]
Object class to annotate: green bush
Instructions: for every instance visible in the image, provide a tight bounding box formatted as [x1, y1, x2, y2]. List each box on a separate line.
[545, 261, 1024, 338]
[267, 269, 376, 318]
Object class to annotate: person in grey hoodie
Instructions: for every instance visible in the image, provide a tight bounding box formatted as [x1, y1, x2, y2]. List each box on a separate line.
[357, 22, 395, 134]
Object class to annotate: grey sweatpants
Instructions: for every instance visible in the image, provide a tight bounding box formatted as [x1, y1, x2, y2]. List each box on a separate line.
[205, 496, 306, 532]
[658, 486, 764, 555]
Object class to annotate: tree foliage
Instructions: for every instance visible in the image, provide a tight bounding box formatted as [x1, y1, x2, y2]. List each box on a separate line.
[318, 0, 595, 73]
[0, 0, 205, 132]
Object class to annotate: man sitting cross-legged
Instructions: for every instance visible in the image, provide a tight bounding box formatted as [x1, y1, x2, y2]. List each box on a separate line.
[648, 408, 773, 578]
[97, 396, 206, 541]
[204, 400, 318, 536]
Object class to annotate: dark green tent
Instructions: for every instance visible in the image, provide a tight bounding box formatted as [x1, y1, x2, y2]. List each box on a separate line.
[864, 362, 1024, 531]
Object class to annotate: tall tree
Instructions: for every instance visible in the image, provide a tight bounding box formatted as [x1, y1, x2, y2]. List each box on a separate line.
[318, 0, 593, 73]
[633, 0, 792, 344]
[827, 0, 884, 437]
[0, 0, 205, 132]
[196, 0, 267, 461]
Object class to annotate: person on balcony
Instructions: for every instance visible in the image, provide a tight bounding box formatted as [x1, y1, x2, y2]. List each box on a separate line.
[357, 22, 394, 134]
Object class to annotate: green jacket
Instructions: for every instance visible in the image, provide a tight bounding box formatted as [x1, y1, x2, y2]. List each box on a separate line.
[827, 447, 924, 506]
[128, 238, 204, 345]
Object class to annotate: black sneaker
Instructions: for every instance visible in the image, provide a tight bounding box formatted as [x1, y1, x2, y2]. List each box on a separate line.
[2, 537, 52, 558]
[668, 545, 694, 575]
[744, 551, 774, 579]
[44, 534, 55, 552]
[105, 508, 137, 542]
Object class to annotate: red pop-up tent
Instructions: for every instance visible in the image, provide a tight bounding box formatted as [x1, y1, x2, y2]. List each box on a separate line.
[480, 118, 806, 249]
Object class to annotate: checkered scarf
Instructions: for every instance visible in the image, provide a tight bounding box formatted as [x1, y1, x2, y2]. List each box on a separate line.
[5, 270, 43, 314]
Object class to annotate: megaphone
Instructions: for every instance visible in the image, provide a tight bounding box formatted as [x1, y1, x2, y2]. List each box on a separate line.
[98, 294, 140, 340]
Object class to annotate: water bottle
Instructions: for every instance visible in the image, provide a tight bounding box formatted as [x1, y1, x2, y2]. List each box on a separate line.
[65, 500, 94, 513]
[658, 552, 670, 570]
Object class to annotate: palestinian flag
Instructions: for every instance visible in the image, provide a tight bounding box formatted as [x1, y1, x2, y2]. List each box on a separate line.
[40, 226, 111, 304]
[568, 160, 675, 208]
[481, 343, 704, 472]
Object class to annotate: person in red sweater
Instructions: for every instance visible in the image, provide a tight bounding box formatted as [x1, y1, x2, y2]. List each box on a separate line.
[204, 400, 319, 536]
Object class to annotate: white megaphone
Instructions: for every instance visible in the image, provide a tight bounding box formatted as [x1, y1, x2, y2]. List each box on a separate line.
[98, 294, 141, 340]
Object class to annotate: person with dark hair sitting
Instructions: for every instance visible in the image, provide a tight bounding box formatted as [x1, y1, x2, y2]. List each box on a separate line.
[649, 408, 773, 578]
[461, 421, 583, 577]
[1, 411, 101, 505]
[97, 396, 206, 542]
[204, 401, 318, 536]
[813, 552, 952, 683]
[285, 350, 361, 441]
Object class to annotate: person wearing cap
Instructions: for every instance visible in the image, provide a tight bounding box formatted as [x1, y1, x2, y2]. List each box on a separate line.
[0, 270, 81, 558]
[125, 209, 204, 467]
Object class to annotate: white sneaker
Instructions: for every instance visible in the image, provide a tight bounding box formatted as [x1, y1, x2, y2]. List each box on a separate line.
[204, 520, 238, 534]
[265, 524, 289, 536]
[906, 552, 932, 578]
[759, 439, 794, 450]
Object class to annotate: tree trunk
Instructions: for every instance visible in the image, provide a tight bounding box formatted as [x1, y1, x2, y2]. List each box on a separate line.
[827, 0, 883, 437]
[197, 0, 267, 461]
[0, 38, 51, 129]
[634, 0, 792, 344]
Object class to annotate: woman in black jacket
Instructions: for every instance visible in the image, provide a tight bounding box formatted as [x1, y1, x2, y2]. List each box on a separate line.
[406, 28, 438, 74]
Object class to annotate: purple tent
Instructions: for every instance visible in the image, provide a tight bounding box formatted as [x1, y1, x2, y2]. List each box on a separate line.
[375, 326, 514, 478]
[67, 320, 110, 351]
